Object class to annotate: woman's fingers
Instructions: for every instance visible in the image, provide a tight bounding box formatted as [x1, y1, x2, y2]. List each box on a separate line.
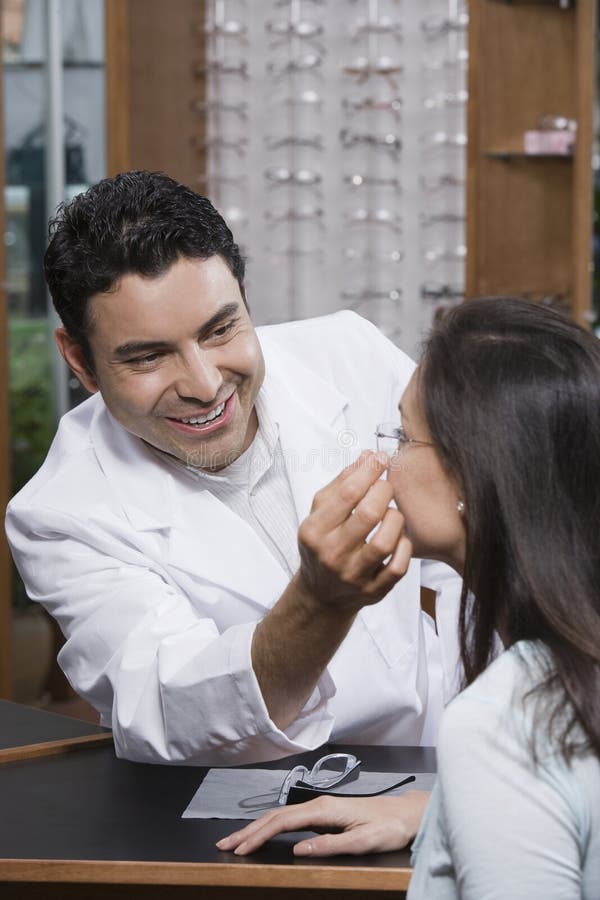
[216, 803, 322, 855]
[292, 823, 393, 857]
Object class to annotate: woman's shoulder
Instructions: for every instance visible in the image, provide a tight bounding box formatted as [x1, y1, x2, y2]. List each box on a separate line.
[436, 641, 554, 771]
[442, 642, 538, 720]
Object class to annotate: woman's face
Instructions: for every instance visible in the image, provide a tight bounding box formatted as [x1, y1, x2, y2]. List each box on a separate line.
[387, 369, 466, 573]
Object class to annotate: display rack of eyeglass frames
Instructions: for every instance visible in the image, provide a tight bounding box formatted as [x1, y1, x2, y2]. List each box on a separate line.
[202, 0, 468, 354]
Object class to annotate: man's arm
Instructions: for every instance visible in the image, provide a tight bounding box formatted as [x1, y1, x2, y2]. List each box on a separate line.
[252, 451, 413, 730]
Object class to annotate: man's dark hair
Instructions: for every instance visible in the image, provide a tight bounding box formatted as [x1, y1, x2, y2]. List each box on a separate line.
[420, 296, 600, 761]
[44, 170, 246, 368]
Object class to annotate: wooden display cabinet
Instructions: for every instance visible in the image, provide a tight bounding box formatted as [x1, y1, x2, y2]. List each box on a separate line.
[466, 0, 596, 325]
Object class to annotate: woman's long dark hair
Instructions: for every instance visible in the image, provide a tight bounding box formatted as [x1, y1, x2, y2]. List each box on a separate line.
[420, 297, 600, 760]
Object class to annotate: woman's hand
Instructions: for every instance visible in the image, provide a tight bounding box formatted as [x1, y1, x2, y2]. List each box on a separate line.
[216, 791, 430, 857]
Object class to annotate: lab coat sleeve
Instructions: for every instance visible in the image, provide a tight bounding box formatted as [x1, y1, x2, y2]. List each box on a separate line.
[5, 503, 336, 766]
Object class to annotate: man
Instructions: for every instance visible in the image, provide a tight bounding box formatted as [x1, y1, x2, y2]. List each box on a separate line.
[6, 171, 461, 766]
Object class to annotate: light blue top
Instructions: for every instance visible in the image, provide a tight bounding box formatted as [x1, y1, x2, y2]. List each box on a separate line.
[408, 641, 600, 900]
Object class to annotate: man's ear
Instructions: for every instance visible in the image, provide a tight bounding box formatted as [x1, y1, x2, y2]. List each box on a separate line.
[55, 327, 99, 394]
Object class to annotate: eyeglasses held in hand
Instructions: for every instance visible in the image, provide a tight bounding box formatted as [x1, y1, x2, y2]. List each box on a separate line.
[375, 423, 434, 457]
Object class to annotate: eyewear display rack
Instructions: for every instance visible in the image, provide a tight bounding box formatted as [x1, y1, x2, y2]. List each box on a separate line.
[203, 0, 469, 356]
[465, 0, 596, 324]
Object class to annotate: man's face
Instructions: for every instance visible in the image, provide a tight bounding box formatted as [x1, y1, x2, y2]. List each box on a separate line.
[60, 255, 265, 471]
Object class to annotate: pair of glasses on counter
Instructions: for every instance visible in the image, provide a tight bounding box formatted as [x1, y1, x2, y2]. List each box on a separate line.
[278, 753, 415, 806]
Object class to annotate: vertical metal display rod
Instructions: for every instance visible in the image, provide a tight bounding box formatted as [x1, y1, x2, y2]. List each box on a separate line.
[288, 0, 302, 321]
[45, 0, 69, 419]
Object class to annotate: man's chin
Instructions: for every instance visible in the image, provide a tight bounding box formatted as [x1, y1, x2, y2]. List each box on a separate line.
[174, 439, 245, 472]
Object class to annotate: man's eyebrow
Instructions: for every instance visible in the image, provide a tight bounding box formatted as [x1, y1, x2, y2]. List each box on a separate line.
[113, 302, 241, 358]
[197, 302, 241, 336]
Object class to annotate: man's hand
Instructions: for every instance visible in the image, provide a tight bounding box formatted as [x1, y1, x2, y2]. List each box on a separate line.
[216, 791, 430, 857]
[297, 450, 413, 611]
[252, 450, 413, 730]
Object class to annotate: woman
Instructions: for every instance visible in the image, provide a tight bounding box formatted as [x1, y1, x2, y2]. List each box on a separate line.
[217, 298, 600, 898]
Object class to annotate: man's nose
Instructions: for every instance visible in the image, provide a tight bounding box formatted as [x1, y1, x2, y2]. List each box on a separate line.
[174, 349, 224, 401]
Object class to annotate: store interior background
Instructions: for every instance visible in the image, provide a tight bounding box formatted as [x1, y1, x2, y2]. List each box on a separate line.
[0, 0, 597, 717]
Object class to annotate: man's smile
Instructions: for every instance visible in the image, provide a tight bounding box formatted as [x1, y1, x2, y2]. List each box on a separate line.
[165, 391, 238, 436]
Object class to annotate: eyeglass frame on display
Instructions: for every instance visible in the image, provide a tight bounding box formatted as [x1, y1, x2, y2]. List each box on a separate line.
[350, 15, 403, 42]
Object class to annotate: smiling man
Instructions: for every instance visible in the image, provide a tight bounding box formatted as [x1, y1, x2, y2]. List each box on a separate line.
[6, 171, 462, 775]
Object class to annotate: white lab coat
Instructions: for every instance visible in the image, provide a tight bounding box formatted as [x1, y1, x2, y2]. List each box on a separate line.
[6, 311, 462, 765]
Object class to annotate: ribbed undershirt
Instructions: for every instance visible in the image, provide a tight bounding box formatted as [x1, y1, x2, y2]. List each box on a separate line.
[154, 395, 301, 578]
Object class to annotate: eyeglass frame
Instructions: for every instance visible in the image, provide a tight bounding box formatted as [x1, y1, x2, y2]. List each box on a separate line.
[278, 753, 361, 805]
[277, 752, 417, 806]
[375, 422, 434, 456]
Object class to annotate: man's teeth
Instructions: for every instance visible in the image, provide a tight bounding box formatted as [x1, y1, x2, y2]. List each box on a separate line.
[179, 401, 226, 425]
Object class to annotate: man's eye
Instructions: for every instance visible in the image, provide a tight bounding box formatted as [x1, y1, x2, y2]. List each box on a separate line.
[130, 353, 161, 366]
[211, 321, 236, 339]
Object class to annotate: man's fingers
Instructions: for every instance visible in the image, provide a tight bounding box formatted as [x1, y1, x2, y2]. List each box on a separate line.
[359, 531, 413, 601]
[361, 506, 405, 562]
[340, 509, 411, 598]
[341, 479, 395, 547]
[307, 451, 388, 530]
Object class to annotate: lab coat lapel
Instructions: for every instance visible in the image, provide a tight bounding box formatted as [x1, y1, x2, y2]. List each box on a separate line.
[260, 363, 353, 523]
[88, 401, 174, 531]
[89, 400, 290, 611]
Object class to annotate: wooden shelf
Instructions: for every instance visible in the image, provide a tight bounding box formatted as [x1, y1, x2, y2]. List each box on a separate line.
[487, 0, 573, 8]
[485, 151, 573, 160]
[466, 0, 595, 325]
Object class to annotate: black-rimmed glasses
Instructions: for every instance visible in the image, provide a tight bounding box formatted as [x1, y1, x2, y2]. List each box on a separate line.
[375, 422, 434, 456]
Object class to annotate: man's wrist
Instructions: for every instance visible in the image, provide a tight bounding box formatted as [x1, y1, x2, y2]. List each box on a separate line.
[291, 570, 362, 623]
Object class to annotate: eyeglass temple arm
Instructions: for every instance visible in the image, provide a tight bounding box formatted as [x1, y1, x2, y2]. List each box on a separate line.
[286, 774, 417, 805]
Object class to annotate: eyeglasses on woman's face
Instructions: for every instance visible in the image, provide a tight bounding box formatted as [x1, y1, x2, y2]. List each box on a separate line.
[375, 422, 434, 457]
